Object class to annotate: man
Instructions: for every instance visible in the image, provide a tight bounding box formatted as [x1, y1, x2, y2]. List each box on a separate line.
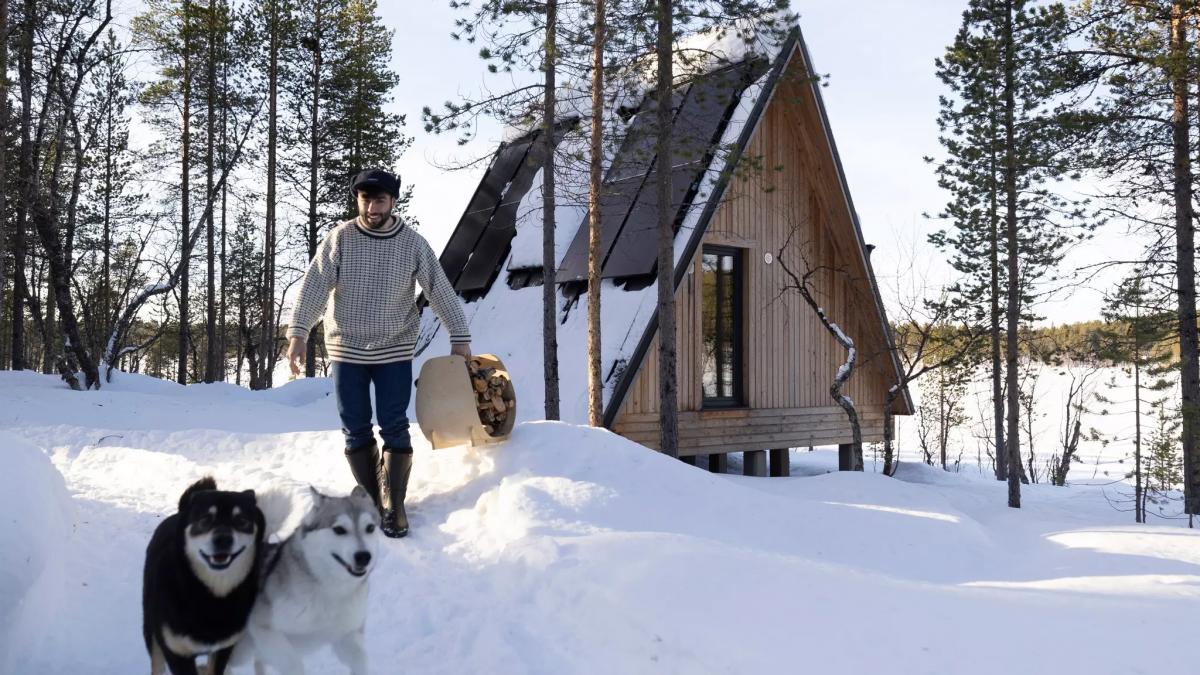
[287, 169, 471, 538]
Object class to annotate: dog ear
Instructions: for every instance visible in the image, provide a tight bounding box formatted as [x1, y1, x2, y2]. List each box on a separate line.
[307, 485, 325, 502]
[178, 476, 218, 512]
[350, 485, 368, 500]
[241, 489, 257, 503]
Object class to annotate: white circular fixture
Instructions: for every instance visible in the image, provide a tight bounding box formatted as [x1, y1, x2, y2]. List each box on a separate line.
[764, 252, 774, 265]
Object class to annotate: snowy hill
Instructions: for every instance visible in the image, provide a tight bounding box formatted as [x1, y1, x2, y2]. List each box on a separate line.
[1, 370, 1197, 674]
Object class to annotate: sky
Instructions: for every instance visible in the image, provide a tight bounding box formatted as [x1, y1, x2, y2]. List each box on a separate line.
[109, 0, 1124, 325]
[386, 1, 971, 251]
[382, 0, 1128, 325]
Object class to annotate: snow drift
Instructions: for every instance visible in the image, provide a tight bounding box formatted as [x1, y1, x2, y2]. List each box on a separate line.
[1, 370, 1198, 674]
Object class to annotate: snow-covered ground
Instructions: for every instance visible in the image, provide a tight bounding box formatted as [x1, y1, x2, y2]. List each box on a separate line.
[894, 360, 1188, 520]
[1, 369, 1197, 674]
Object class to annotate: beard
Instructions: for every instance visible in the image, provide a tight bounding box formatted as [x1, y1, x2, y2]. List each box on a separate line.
[361, 211, 390, 228]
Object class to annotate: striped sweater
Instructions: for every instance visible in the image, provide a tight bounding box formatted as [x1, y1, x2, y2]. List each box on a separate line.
[286, 216, 471, 364]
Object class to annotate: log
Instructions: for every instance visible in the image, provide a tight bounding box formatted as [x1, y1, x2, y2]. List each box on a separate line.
[468, 358, 514, 436]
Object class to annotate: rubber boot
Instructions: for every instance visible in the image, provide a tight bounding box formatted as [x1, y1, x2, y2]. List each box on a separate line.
[379, 448, 412, 538]
[344, 441, 382, 509]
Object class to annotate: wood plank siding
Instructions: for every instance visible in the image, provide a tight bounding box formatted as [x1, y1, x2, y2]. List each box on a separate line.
[612, 46, 903, 456]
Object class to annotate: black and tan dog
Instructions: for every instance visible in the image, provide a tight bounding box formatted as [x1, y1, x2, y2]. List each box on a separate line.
[142, 477, 265, 675]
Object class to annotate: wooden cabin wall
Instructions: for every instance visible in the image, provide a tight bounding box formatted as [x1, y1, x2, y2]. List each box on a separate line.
[613, 48, 900, 456]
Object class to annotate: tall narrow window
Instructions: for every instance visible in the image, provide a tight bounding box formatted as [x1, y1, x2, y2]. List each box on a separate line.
[701, 247, 743, 406]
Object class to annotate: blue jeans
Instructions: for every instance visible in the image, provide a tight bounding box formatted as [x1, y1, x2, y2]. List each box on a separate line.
[331, 360, 413, 451]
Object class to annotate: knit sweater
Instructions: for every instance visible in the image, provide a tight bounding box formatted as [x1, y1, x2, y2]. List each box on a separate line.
[286, 216, 471, 364]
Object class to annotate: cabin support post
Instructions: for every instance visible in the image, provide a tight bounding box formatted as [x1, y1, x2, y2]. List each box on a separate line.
[838, 443, 853, 471]
[769, 448, 790, 477]
[708, 453, 728, 474]
[743, 450, 767, 477]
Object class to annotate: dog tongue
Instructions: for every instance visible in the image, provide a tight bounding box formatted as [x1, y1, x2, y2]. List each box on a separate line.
[212, 553, 230, 564]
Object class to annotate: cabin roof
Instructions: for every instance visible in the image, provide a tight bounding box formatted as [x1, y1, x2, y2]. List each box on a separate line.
[419, 25, 913, 425]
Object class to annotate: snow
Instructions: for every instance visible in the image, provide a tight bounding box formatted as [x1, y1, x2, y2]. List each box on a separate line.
[894, 361, 1181, 509]
[0, 431, 72, 669]
[835, 346, 856, 383]
[1, 369, 1198, 674]
[417, 36, 778, 426]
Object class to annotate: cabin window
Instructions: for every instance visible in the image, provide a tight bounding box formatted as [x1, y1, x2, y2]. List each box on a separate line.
[701, 247, 743, 406]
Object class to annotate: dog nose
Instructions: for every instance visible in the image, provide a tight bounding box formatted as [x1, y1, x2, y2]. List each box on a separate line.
[354, 551, 372, 569]
[212, 528, 234, 550]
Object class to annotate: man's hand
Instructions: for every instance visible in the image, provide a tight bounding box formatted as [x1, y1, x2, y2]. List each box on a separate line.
[288, 336, 307, 377]
[450, 343, 472, 359]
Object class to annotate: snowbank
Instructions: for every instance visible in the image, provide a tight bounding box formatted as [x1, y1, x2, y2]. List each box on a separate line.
[0, 431, 72, 671]
[1, 370, 1198, 674]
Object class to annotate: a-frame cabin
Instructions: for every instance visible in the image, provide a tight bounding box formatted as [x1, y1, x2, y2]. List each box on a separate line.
[415, 26, 913, 473]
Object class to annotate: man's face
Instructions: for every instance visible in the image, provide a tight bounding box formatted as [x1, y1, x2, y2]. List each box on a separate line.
[356, 191, 395, 227]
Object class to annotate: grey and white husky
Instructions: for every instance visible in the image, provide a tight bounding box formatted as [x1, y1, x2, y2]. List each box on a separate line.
[231, 485, 380, 675]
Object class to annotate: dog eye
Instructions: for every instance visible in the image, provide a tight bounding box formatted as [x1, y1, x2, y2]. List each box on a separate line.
[332, 526, 348, 536]
[194, 516, 214, 531]
[232, 516, 253, 532]
[365, 524, 376, 534]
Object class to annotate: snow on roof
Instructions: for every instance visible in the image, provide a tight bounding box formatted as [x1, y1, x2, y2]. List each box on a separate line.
[498, 18, 786, 147]
[415, 35, 784, 425]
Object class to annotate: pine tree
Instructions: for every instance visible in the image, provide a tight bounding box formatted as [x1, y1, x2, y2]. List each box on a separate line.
[76, 31, 142, 364]
[323, 0, 406, 216]
[285, 0, 339, 377]
[9, 0, 35, 371]
[135, 0, 203, 384]
[199, 0, 233, 383]
[0, 0, 9, 362]
[543, 0, 562, 420]
[929, 0, 1095, 506]
[1096, 271, 1176, 521]
[1079, 0, 1200, 518]
[653, 0, 677, 455]
[1145, 397, 1184, 512]
[15, 0, 114, 388]
[429, 0, 600, 421]
[258, 0, 284, 389]
[228, 208, 265, 386]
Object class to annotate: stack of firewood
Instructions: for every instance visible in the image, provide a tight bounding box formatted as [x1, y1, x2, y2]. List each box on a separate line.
[468, 359, 513, 435]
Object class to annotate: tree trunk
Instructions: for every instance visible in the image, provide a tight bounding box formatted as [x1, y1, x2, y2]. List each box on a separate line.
[883, 387, 900, 476]
[1002, 0, 1021, 508]
[179, 0, 193, 385]
[11, 0, 35, 371]
[586, 0, 605, 427]
[306, 1, 323, 379]
[940, 376, 949, 471]
[989, 150, 1007, 481]
[43, 268, 57, 374]
[103, 88, 114, 347]
[542, 0, 561, 420]
[1171, 1, 1200, 516]
[219, 0, 230, 381]
[30, 107, 95, 387]
[1134, 326, 1144, 523]
[0, 0, 9, 360]
[655, 0, 678, 458]
[29, 199, 94, 389]
[204, 0, 218, 382]
[261, 0, 280, 390]
[987, 72, 1006, 482]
